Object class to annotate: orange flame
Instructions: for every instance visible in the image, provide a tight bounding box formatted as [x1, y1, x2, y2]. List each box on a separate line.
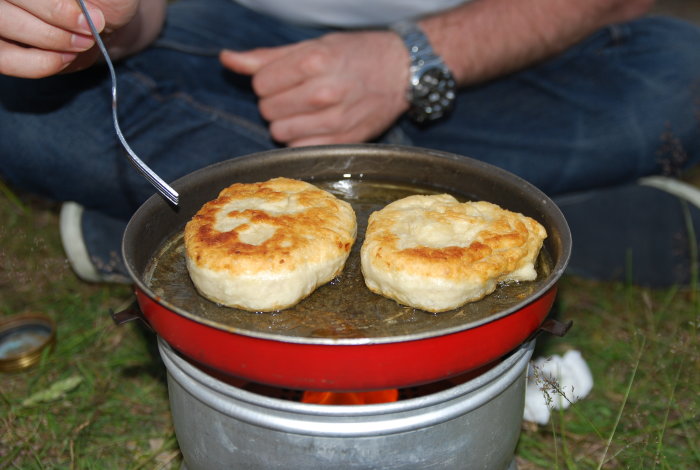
[301, 389, 399, 405]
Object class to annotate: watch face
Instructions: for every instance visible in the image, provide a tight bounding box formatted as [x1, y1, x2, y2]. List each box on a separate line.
[410, 67, 456, 123]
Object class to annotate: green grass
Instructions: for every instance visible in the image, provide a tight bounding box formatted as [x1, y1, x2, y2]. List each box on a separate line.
[517, 278, 699, 469]
[0, 191, 180, 469]
[1, 188, 698, 469]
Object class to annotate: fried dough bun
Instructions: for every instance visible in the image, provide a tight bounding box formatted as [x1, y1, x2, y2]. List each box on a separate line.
[360, 194, 547, 312]
[184, 177, 356, 311]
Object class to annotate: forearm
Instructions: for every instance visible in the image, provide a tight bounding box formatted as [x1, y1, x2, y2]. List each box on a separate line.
[420, 0, 655, 86]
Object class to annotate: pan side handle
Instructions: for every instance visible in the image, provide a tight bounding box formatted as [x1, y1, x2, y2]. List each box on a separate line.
[110, 300, 153, 331]
[527, 318, 573, 342]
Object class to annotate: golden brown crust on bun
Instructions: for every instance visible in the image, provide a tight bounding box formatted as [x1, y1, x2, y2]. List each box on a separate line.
[184, 177, 356, 311]
[360, 194, 547, 312]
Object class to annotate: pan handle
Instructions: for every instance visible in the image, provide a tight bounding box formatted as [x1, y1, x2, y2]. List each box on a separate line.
[528, 318, 573, 342]
[110, 300, 153, 331]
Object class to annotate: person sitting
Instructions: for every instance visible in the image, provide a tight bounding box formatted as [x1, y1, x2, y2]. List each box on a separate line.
[1, 0, 699, 286]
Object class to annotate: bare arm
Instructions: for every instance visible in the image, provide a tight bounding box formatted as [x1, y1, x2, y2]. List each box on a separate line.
[423, 0, 655, 85]
[220, 0, 654, 146]
[0, 0, 167, 78]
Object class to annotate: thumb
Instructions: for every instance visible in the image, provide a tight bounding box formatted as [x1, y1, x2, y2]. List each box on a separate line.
[220, 47, 287, 75]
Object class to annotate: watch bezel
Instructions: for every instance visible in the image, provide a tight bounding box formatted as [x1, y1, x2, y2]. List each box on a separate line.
[407, 63, 456, 123]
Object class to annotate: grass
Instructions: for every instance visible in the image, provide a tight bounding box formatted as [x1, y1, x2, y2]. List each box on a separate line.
[1, 187, 698, 469]
[0, 191, 180, 469]
[517, 279, 699, 468]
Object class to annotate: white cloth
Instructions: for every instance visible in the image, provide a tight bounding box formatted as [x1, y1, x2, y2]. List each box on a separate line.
[523, 350, 594, 425]
[233, 0, 470, 28]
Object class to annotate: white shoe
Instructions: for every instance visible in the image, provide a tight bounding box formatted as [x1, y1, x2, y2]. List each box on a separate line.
[59, 202, 130, 283]
[639, 175, 700, 208]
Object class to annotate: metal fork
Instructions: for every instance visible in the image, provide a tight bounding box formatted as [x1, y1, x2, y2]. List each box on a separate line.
[75, 0, 179, 205]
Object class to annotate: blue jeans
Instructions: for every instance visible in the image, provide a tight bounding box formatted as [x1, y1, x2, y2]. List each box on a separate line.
[1, 0, 699, 217]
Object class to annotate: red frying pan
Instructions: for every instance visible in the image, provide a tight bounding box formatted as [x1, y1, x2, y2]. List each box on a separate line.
[121, 144, 571, 391]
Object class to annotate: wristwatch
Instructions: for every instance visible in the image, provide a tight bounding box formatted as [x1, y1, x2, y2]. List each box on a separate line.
[391, 21, 457, 124]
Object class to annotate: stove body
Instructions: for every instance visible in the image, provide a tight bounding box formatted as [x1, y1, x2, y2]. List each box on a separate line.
[159, 338, 534, 470]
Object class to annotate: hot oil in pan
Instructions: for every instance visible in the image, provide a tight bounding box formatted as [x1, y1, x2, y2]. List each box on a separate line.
[145, 179, 553, 342]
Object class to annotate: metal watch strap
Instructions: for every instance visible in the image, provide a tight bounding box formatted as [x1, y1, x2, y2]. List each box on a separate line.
[391, 21, 442, 71]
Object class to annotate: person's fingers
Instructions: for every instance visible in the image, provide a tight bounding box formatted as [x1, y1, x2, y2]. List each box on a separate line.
[221, 43, 330, 97]
[255, 46, 332, 97]
[220, 49, 260, 74]
[269, 101, 367, 145]
[6, 0, 105, 34]
[269, 91, 404, 146]
[219, 47, 289, 77]
[270, 111, 336, 144]
[0, 1, 97, 52]
[257, 77, 345, 121]
[0, 0, 107, 77]
[0, 39, 76, 77]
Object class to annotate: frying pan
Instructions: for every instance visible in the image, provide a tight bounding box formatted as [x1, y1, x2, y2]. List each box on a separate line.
[122, 144, 571, 391]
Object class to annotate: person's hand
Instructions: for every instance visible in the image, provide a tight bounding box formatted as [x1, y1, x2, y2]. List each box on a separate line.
[220, 30, 410, 147]
[0, 0, 141, 78]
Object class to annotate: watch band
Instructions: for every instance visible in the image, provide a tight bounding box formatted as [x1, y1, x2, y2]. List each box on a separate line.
[391, 21, 443, 71]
